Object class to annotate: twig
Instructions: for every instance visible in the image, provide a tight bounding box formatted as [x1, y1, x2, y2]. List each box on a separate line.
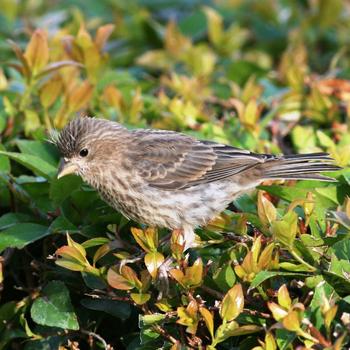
[80, 329, 112, 350]
[200, 285, 224, 299]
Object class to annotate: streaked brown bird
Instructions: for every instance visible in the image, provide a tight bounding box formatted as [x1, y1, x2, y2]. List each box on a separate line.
[56, 117, 341, 249]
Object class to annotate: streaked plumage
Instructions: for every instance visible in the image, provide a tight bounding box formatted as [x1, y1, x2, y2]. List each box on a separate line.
[55, 117, 341, 249]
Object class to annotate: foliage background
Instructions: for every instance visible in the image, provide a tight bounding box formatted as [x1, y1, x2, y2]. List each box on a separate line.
[0, 0, 350, 349]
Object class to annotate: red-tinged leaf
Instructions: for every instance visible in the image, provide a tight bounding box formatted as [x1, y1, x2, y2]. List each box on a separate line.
[24, 29, 49, 74]
[36, 60, 83, 78]
[7, 40, 31, 78]
[220, 284, 244, 321]
[55, 246, 87, 265]
[95, 24, 115, 51]
[107, 267, 134, 290]
[144, 251, 164, 279]
[130, 293, 151, 305]
[120, 265, 142, 290]
[55, 259, 85, 272]
[199, 307, 214, 340]
[278, 284, 292, 310]
[67, 234, 87, 261]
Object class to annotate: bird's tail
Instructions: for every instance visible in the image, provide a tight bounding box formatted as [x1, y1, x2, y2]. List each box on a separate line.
[259, 153, 342, 182]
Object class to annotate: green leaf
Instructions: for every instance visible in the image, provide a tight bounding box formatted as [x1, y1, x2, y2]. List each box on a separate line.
[30, 281, 79, 330]
[271, 211, 298, 247]
[330, 238, 350, 260]
[0, 144, 10, 173]
[50, 176, 82, 206]
[249, 271, 307, 289]
[16, 140, 59, 166]
[0, 151, 56, 179]
[80, 298, 131, 320]
[0, 223, 49, 253]
[0, 213, 32, 230]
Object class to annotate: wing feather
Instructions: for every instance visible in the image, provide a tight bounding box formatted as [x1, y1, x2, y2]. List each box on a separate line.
[128, 129, 265, 190]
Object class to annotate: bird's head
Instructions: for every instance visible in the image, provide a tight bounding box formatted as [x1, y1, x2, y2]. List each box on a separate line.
[54, 117, 126, 179]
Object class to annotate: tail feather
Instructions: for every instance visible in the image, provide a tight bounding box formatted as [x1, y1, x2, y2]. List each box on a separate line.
[261, 152, 342, 182]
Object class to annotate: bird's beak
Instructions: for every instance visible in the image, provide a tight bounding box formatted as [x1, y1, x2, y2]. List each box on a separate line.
[57, 159, 78, 179]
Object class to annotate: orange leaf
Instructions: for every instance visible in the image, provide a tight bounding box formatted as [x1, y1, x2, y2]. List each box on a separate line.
[107, 266, 134, 290]
[67, 81, 93, 113]
[95, 24, 115, 51]
[24, 29, 49, 74]
[199, 307, 214, 340]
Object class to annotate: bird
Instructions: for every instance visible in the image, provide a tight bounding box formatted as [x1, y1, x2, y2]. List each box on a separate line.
[55, 117, 341, 250]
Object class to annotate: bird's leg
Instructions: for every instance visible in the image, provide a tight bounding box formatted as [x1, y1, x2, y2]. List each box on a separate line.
[156, 256, 174, 298]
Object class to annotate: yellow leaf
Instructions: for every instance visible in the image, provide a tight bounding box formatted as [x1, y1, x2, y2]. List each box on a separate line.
[130, 227, 150, 252]
[199, 307, 214, 340]
[277, 284, 292, 310]
[76, 24, 94, 49]
[324, 304, 338, 330]
[258, 243, 275, 270]
[0, 68, 8, 90]
[169, 268, 185, 286]
[40, 76, 62, 108]
[164, 20, 191, 57]
[144, 251, 164, 279]
[24, 110, 40, 136]
[24, 29, 49, 75]
[184, 258, 203, 287]
[257, 191, 277, 226]
[220, 284, 244, 321]
[176, 301, 199, 334]
[267, 302, 288, 322]
[93, 243, 111, 266]
[282, 310, 301, 332]
[265, 332, 277, 350]
[130, 293, 151, 305]
[203, 6, 223, 47]
[67, 233, 87, 260]
[251, 236, 262, 263]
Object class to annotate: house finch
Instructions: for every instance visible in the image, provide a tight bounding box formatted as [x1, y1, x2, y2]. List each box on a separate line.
[55, 117, 341, 249]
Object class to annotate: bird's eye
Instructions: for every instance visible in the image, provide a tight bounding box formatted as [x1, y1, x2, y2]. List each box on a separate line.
[79, 148, 89, 157]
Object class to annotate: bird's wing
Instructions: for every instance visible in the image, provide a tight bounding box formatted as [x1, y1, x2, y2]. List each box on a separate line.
[128, 129, 266, 190]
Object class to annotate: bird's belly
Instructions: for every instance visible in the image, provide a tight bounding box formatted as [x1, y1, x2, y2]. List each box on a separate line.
[99, 180, 247, 229]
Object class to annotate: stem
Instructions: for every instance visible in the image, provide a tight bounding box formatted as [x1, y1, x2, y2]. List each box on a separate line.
[290, 248, 317, 272]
